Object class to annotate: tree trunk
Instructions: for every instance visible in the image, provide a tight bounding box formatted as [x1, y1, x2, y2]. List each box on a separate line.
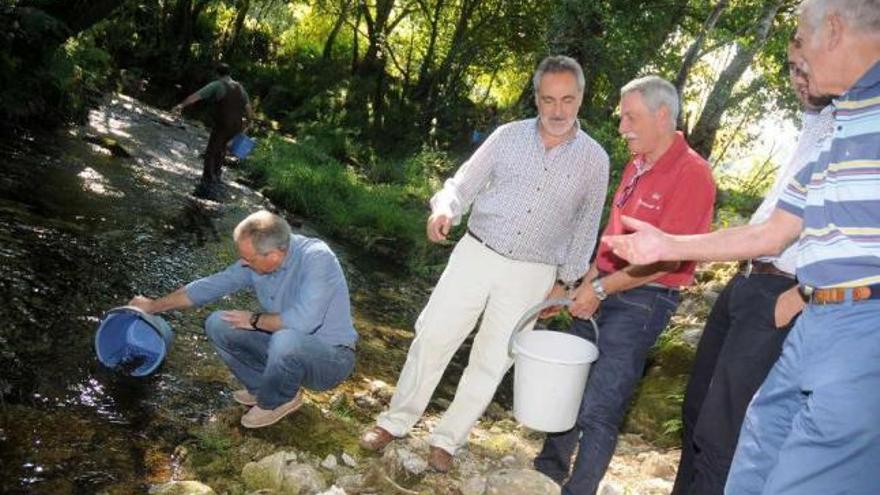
[418, 0, 478, 126]
[323, 0, 353, 61]
[689, 0, 784, 159]
[225, 0, 251, 59]
[674, 0, 729, 130]
[411, 0, 446, 100]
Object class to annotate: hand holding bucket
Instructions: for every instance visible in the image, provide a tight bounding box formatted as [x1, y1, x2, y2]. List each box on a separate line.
[94, 306, 174, 377]
[508, 298, 600, 432]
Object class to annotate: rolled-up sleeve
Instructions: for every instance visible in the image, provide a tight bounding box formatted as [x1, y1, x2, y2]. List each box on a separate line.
[430, 127, 502, 223]
[279, 250, 344, 334]
[559, 150, 610, 282]
[185, 261, 251, 307]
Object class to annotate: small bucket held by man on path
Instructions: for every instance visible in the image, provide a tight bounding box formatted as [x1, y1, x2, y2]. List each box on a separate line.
[229, 133, 256, 159]
[94, 306, 174, 377]
[508, 298, 600, 432]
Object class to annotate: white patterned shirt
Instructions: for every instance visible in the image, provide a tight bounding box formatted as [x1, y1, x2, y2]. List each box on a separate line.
[751, 106, 835, 274]
[430, 118, 610, 283]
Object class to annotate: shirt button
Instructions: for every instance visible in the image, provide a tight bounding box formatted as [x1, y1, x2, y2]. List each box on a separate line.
[536, 187, 541, 191]
[527, 209, 532, 213]
[837, 126, 843, 131]
[517, 231, 522, 235]
[508, 249, 513, 254]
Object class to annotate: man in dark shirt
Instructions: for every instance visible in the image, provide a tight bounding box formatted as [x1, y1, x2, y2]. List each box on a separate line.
[173, 63, 254, 197]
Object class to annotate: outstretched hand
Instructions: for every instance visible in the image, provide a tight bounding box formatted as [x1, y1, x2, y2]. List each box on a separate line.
[602, 216, 667, 265]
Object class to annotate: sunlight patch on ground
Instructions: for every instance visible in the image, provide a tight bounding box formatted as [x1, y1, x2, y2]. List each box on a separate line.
[78, 167, 124, 198]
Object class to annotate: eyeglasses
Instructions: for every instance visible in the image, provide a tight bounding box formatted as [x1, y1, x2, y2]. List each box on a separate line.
[615, 157, 649, 208]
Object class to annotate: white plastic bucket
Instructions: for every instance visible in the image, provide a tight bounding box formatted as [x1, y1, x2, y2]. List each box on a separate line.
[508, 299, 599, 432]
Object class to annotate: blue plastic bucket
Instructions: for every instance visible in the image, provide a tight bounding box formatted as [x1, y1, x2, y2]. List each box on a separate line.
[229, 133, 256, 159]
[94, 306, 173, 377]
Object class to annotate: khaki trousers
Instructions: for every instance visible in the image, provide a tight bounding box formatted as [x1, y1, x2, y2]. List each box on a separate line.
[377, 234, 556, 453]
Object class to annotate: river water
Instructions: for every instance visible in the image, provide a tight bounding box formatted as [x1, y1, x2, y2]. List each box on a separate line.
[0, 95, 279, 493]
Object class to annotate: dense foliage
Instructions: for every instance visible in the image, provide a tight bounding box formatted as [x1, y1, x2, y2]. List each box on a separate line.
[2, 0, 798, 261]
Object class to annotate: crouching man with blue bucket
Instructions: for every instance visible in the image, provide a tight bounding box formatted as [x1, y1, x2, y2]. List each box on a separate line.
[128, 210, 357, 428]
[533, 76, 716, 494]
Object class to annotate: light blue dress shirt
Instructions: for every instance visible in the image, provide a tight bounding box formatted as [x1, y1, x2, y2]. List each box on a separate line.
[185, 234, 357, 348]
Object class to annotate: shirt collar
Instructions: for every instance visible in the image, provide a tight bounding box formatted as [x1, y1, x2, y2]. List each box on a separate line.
[836, 58, 880, 102]
[269, 234, 299, 275]
[632, 131, 688, 174]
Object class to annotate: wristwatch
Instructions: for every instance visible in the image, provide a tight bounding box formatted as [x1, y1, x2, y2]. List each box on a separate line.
[591, 278, 608, 301]
[250, 312, 263, 331]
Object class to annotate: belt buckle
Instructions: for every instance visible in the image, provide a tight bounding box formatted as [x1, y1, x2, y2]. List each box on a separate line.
[743, 260, 753, 278]
[799, 285, 815, 303]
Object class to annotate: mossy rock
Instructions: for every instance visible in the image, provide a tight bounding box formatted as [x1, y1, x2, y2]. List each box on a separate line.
[623, 375, 687, 447]
[247, 402, 362, 457]
[649, 338, 696, 377]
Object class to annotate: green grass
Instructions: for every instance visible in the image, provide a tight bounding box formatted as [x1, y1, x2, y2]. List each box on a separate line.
[244, 135, 448, 272]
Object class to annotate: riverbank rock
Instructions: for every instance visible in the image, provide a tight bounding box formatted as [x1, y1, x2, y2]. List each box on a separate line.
[382, 444, 429, 481]
[242, 451, 326, 494]
[483, 468, 560, 495]
[149, 481, 216, 495]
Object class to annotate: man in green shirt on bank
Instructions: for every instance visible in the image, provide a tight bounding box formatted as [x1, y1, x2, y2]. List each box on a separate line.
[173, 63, 254, 198]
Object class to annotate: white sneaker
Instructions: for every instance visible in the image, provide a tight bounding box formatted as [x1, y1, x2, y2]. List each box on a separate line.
[240, 390, 304, 428]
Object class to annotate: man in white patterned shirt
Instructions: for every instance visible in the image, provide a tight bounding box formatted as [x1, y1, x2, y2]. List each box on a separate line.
[359, 55, 610, 472]
[671, 40, 835, 495]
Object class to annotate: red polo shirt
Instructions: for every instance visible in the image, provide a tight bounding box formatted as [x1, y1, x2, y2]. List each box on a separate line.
[596, 132, 715, 287]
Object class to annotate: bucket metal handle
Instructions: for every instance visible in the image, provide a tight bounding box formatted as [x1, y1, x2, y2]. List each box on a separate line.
[507, 298, 600, 356]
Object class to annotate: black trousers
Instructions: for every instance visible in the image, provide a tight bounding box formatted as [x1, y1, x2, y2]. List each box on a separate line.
[202, 124, 240, 185]
[672, 273, 797, 495]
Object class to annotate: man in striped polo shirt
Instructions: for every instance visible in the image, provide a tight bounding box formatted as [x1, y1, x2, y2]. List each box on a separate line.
[360, 55, 610, 472]
[604, 1, 880, 492]
[671, 40, 835, 495]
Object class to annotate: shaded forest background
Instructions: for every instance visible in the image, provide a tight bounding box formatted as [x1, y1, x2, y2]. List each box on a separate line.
[2, 0, 803, 269]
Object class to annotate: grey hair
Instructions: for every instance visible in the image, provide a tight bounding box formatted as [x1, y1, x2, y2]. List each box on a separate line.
[800, 0, 880, 33]
[233, 210, 292, 254]
[620, 75, 680, 130]
[533, 55, 586, 94]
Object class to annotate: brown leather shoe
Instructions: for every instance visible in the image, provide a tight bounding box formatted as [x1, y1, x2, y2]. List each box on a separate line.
[359, 425, 396, 451]
[428, 446, 453, 472]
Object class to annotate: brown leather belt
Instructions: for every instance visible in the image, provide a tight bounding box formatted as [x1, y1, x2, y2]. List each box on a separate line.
[738, 260, 795, 280]
[800, 284, 880, 304]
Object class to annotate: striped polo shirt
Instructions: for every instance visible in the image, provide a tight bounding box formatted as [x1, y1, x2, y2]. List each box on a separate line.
[777, 59, 880, 288]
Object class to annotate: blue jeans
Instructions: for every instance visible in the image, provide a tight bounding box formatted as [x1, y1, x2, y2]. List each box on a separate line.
[205, 311, 355, 409]
[673, 273, 796, 495]
[534, 286, 679, 495]
[725, 299, 880, 495]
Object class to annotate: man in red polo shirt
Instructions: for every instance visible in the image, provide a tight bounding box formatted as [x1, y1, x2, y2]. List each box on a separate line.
[534, 75, 715, 494]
